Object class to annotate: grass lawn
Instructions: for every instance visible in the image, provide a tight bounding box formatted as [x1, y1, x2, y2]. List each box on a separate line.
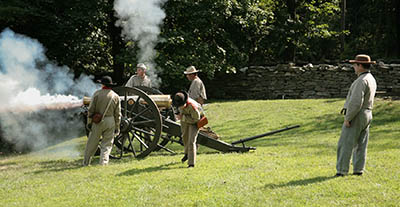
[1, 98, 399, 207]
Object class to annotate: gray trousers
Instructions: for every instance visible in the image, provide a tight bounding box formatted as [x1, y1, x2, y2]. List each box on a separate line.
[336, 109, 372, 174]
[83, 117, 116, 166]
[181, 122, 199, 166]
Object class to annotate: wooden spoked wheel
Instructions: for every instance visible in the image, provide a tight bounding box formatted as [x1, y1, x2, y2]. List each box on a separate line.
[111, 86, 162, 159]
[133, 86, 183, 150]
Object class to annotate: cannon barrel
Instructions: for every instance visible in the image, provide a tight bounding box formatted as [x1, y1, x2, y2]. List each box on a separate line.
[83, 94, 172, 109]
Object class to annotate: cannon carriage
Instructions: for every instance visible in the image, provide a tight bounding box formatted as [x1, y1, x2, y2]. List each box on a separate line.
[82, 86, 300, 159]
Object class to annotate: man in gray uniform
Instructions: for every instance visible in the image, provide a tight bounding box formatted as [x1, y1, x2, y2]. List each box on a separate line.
[83, 76, 121, 166]
[335, 54, 377, 177]
[184, 66, 207, 105]
[125, 63, 152, 88]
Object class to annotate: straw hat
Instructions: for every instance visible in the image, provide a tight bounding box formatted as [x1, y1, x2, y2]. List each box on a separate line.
[183, 66, 199, 74]
[349, 54, 376, 64]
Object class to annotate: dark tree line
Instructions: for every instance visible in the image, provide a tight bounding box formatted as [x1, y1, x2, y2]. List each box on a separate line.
[0, 0, 399, 93]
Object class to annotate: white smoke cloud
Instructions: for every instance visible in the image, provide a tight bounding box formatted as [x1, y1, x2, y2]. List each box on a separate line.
[0, 28, 99, 154]
[114, 0, 167, 88]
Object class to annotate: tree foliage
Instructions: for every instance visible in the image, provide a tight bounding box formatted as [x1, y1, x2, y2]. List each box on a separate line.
[0, 0, 110, 73]
[0, 0, 399, 92]
[344, 0, 400, 59]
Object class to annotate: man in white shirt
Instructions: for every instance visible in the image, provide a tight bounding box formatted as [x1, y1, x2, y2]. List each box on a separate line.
[184, 66, 207, 105]
[125, 63, 152, 88]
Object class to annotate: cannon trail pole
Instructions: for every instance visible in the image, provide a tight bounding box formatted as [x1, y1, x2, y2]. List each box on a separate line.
[231, 125, 300, 146]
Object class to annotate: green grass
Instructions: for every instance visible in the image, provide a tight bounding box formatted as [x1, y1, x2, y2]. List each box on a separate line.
[1, 98, 400, 207]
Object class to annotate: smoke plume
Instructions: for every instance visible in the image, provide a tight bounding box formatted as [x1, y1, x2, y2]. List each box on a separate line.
[0, 28, 98, 154]
[114, 0, 167, 87]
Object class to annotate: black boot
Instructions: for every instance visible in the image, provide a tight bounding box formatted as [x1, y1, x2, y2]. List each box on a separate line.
[334, 173, 344, 177]
[181, 154, 188, 163]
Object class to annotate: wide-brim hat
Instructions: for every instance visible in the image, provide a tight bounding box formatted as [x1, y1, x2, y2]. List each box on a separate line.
[349, 54, 376, 64]
[172, 91, 188, 107]
[97, 76, 116, 86]
[183, 66, 200, 74]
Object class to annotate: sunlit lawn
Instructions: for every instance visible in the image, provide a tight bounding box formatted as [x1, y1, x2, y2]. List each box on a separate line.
[1, 98, 399, 206]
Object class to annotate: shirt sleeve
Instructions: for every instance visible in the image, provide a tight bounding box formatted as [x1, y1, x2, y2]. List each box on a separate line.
[114, 94, 121, 130]
[189, 79, 205, 100]
[199, 83, 207, 100]
[194, 81, 202, 99]
[145, 77, 152, 88]
[183, 105, 201, 124]
[88, 92, 97, 117]
[113, 94, 122, 130]
[345, 79, 366, 121]
[125, 76, 133, 87]
[87, 92, 98, 123]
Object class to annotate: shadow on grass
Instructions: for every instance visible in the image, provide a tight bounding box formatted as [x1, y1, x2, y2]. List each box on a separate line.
[114, 151, 222, 165]
[299, 101, 400, 136]
[0, 161, 20, 171]
[212, 117, 266, 141]
[323, 99, 343, 104]
[242, 100, 400, 152]
[147, 150, 222, 158]
[30, 159, 83, 174]
[117, 161, 184, 176]
[263, 175, 335, 189]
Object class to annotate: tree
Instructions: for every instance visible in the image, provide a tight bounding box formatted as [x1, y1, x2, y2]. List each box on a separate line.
[157, 0, 277, 92]
[0, 0, 120, 80]
[107, 0, 125, 84]
[345, 0, 400, 59]
[1, 0, 398, 92]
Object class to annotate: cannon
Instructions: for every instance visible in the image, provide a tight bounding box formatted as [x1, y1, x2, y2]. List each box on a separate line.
[82, 86, 300, 159]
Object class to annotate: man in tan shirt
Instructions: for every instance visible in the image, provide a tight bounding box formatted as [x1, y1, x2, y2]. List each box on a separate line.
[336, 54, 377, 177]
[184, 66, 207, 105]
[83, 76, 121, 166]
[172, 91, 201, 168]
[125, 63, 152, 88]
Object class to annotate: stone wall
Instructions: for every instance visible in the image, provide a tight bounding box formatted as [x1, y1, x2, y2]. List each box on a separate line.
[206, 63, 400, 99]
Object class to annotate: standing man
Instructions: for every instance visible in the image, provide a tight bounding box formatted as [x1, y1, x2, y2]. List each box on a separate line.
[83, 76, 121, 166]
[335, 54, 377, 177]
[184, 66, 207, 105]
[125, 63, 152, 88]
[172, 91, 201, 168]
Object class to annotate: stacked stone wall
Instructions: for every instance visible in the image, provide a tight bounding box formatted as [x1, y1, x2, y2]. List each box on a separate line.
[207, 63, 400, 99]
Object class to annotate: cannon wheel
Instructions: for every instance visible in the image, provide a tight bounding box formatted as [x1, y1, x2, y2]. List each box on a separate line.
[133, 86, 183, 150]
[112, 86, 162, 159]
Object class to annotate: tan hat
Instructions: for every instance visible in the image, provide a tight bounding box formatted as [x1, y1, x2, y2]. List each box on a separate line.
[184, 66, 199, 74]
[137, 63, 147, 70]
[349, 54, 376, 64]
